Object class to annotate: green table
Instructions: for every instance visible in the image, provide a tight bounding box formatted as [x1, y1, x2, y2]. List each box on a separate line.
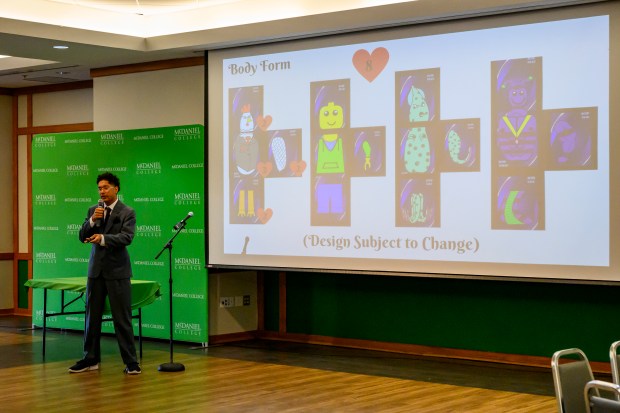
[25, 277, 161, 359]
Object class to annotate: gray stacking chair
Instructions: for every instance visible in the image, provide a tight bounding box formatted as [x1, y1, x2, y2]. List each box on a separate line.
[610, 341, 620, 385]
[552, 348, 596, 413]
[585, 380, 620, 413]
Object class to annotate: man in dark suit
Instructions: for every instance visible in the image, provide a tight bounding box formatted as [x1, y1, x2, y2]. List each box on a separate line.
[69, 172, 141, 374]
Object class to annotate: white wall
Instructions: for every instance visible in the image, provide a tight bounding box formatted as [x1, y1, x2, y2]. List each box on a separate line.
[0, 95, 14, 309]
[209, 272, 258, 335]
[0, 95, 12, 251]
[33, 89, 93, 126]
[93, 65, 204, 130]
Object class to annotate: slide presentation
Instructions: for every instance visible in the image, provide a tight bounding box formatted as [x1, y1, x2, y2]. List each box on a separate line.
[208, 8, 615, 281]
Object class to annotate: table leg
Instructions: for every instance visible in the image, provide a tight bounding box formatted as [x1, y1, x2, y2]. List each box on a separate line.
[139, 308, 143, 361]
[42, 288, 47, 358]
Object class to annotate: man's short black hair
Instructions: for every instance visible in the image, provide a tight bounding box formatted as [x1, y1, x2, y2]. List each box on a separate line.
[97, 172, 121, 192]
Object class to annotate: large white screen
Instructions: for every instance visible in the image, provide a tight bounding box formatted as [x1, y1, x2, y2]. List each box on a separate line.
[208, 4, 619, 281]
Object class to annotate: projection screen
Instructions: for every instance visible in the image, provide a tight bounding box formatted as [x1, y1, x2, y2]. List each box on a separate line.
[208, 2, 620, 282]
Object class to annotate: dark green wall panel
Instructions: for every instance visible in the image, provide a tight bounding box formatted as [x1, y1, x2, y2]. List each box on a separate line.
[272, 272, 620, 362]
[263, 272, 280, 332]
[18, 260, 29, 309]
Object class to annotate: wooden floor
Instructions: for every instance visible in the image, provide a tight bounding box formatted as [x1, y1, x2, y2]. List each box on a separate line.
[0, 315, 561, 412]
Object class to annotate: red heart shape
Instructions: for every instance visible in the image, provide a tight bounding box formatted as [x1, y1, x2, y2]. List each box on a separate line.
[289, 160, 307, 177]
[352, 47, 389, 83]
[257, 161, 272, 177]
[256, 115, 272, 131]
[257, 208, 273, 224]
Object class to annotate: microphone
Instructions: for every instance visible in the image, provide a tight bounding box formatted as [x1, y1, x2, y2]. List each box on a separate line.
[174, 211, 193, 230]
[95, 199, 104, 227]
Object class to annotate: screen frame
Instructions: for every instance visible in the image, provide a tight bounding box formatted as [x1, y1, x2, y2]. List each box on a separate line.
[206, 1, 619, 284]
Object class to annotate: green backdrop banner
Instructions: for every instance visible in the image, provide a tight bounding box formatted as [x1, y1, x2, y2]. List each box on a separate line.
[31, 125, 207, 344]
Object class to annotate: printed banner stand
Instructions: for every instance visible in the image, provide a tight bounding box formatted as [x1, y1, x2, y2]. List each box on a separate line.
[31, 125, 207, 344]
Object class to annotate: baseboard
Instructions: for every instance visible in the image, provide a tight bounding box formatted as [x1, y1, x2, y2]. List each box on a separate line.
[209, 330, 259, 345]
[12, 309, 31, 317]
[256, 331, 611, 374]
[0, 309, 31, 316]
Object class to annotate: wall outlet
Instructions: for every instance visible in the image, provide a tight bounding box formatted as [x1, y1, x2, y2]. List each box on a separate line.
[220, 295, 252, 308]
[219, 296, 234, 308]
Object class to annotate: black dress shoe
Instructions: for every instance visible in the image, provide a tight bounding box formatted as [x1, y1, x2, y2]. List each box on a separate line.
[68, 359, 100, 373]
[124, 362, 141, 375]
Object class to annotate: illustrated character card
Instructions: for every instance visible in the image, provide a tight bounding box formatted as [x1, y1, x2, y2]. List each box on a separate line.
[544, 107, 597, 170]
[311, 174, 351, 227]
[229, 86, 265, 224]
[492, 174, 545, 230]
[397, 125, 436, 175]
[349, 127, 386, 177]
[310, 79, 350, 135]
[310, 79, 350, 177]
[439, 119, 480, 172]
[396, 177, 440, 227]
[267, 129, 304, 178]
[395, 68, 440, 125]
[229, 86, 264, 177]
[230, 177, 265, 225]
[310, 79, 351, 226]
[491, 57, 542, 170]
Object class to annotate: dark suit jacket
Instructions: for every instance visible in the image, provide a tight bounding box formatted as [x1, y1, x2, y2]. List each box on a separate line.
[79, 201, 136, 280]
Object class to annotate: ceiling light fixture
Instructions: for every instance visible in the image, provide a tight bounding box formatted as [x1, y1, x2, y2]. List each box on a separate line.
[53, 45, 69, 49]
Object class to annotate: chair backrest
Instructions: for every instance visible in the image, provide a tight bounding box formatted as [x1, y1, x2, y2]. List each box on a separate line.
[610, 341, 620, 385]
[585, 380, 620, 413]
[552, 348, 595, 413]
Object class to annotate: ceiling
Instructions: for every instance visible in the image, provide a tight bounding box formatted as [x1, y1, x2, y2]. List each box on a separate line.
[47, 1, 236, 16]
[1, 0, 413, 88]
[0, 0, 605, 88]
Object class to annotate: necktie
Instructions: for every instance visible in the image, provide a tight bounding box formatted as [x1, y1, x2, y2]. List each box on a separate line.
[104, 207, 111, 228]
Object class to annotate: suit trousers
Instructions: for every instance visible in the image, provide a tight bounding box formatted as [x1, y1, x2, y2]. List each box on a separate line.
[83, 276, 137, 365]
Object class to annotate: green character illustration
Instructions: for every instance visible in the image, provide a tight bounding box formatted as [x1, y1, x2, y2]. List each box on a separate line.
[316, 102, 345, 174]
[316, 102, 372, 174]
[404, 86, 430, 173]
[409, 192, 427, 224]
[362, 140, 371, 170]
[404, 127, 430, 173]
[408, 86, 429, 122]
[447, 130, 467, 165]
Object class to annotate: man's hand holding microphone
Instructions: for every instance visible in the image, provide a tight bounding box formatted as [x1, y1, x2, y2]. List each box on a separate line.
[84, 200, 105, 244]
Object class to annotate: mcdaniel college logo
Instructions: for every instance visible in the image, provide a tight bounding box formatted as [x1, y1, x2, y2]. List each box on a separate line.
[35, 252, 56, 264]
[66, 224, 81, 236]
[33, 135, 56, 148]
[136, 224, 162, 238]
[66, 164, 89, 176]
[136, 162, 162, 175]
[100, 133, 124, 145]
[34, 194, 56, 206]
[174, 321, 202, 337]
[174, 126, 201, 141]
[174, 257, 202, 271]
[174, 192, 201, 206]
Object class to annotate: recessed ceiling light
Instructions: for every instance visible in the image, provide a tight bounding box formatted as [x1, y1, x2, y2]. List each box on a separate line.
[53, 45, 69, 49]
